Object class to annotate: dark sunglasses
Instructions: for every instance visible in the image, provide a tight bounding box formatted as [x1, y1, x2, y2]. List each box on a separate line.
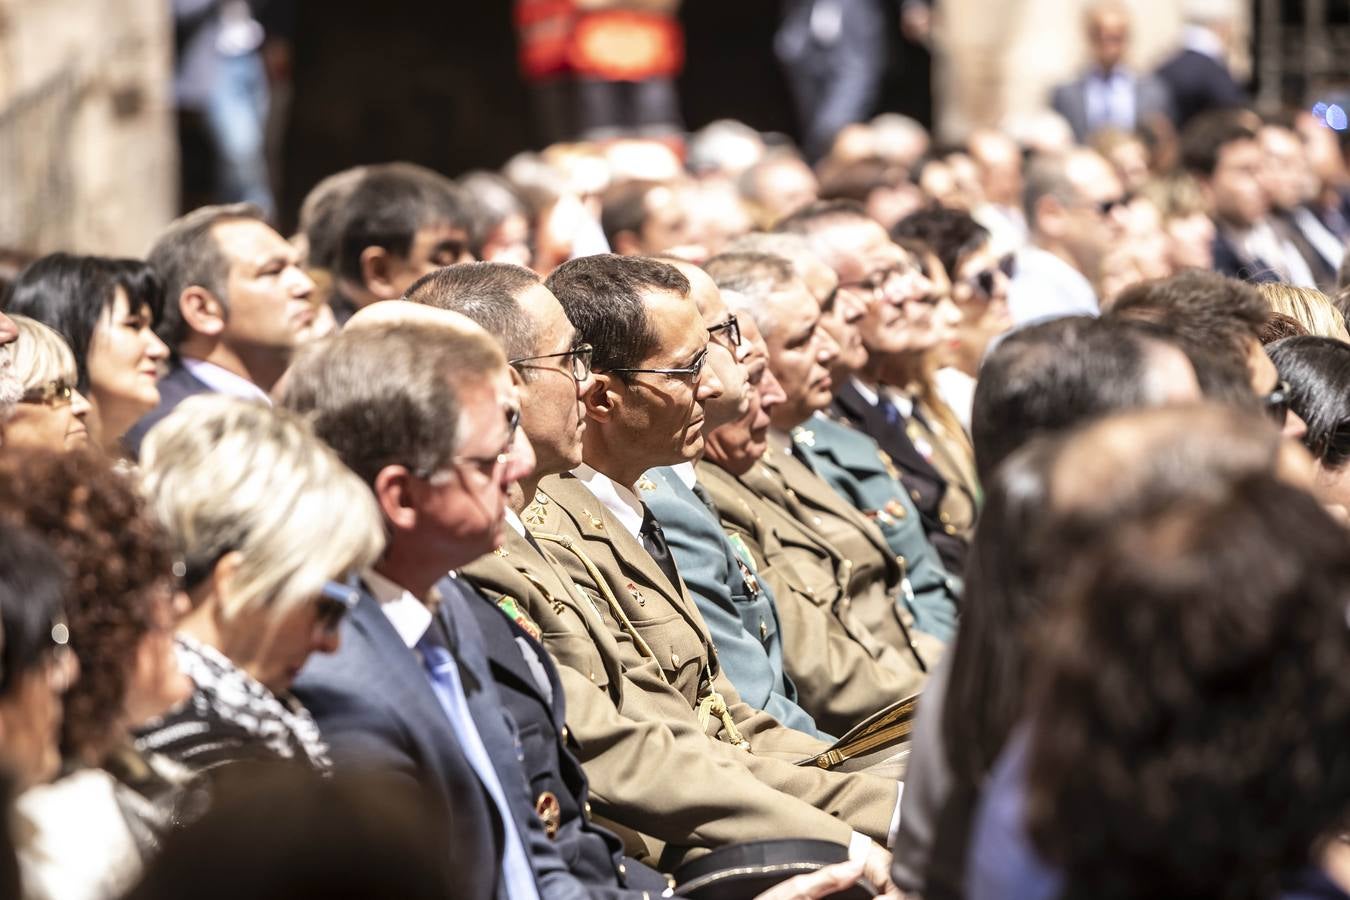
[1094, 194, 1132, 217]
[20, 380, 75, 408]
[509, 344, 593, 382]
[1263, 380, 1291, 427]
[315, 576, 361, 634]
[707, 316, 741, 351]
[967, 254, 1017, 298]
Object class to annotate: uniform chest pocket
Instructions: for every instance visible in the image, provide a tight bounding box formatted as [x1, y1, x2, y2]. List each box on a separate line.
[539, 631, 612, 695]
[627, 612, 705, 697]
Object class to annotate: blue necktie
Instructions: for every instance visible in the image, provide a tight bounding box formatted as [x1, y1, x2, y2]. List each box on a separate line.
[417, 635, 541, 900]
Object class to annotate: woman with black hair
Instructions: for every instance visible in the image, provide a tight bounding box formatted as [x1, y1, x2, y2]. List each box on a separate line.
[4, 254, 169, 458]
[1268, 335, 1350, 511]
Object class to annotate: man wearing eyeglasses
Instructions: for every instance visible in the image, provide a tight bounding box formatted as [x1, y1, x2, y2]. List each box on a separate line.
[525, 254, 904, 873]
[1008, 148, 1127, 326]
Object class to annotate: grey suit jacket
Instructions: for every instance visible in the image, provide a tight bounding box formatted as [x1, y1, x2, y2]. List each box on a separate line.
[1050, 70, 1174, 143]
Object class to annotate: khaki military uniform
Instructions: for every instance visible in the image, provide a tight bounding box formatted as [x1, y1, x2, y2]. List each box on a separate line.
[520, 473, 899, 851]
[463, 508, 894, 863]
[697, 459, 926, 737]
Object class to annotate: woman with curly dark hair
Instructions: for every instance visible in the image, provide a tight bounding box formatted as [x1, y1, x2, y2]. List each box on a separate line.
[3, 254, 169, 458]
[968, 411, 1350, 900]
[0, 449, 195, 900]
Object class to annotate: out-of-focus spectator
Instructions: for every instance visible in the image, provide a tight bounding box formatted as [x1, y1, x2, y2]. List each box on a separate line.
[173, 0, 277, 219]
[1140, 173, 1216, 272]
[1260, 122, 1343, 288]
[459, 171, 534, 270]
[685, 177, 756, 257]
[6, 256, 170, 459]
[5, 316, 92, 454]
[1050, 1, 1173, 144]
[1257, 284, 1350, 342]
[871, 112, 931, 170]
[739, 153, 821, 228]
[1181, 112, 1318, 286]
[968, 129, 1029, 254]
[1295, 112, 1350, 241]
[1001, 109, 1076, 159]
[1098, 195, 1173, 304]
[687, 119, 768, 178]
[1153, 0, 1248, 129]
[1089, 128, 1152, 195]
[600, 179, 702, 257]
[818, 158, 924, 231]
[776, 0, 888, 161]
[1008, 149, 1126, 325]
[1269, 336, 1350, 512]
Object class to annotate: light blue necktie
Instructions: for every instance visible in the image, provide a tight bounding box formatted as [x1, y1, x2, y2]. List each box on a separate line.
[418, 637, 541, 900]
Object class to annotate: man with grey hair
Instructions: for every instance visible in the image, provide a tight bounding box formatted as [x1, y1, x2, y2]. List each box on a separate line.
[1008, 149, 1127, 326]
[126, 203, 316, 456]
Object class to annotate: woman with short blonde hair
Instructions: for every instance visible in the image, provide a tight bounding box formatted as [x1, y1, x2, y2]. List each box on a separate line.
[4, 315, 92, 452]
[137, 394, 384, 773]
[1257, 283, 1350, 342]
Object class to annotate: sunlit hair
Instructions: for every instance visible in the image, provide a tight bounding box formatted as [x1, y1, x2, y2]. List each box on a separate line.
[1256, 283, 1350, 342]
[139, 395, 384, 622]
[10, 314, 77, 392]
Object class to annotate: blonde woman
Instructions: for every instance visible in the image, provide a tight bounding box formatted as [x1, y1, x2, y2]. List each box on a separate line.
[4, 315, 93, 452]
[1257, 283, 1350, 342]
[136, 395, 384, 775]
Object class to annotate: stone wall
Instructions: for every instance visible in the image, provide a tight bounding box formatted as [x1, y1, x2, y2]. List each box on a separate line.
[0, 0, 175, 256]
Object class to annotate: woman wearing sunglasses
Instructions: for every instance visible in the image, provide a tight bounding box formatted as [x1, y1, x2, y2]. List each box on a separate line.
[3, 315, 93, 453]
[137, 395, 384, 774]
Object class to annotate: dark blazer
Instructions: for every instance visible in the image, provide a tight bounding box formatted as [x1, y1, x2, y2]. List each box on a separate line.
[831, 381, 967, 574]
[1211, 230, 1283, 285]
[124, 361, 214, 458]
[1049, 70, 1174, 144]
[457, 579, 664, 896]
[1154, 48, 1247, 128]
[292, 585, 505, 900]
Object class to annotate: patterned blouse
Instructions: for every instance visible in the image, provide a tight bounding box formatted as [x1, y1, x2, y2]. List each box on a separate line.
[135, 635, 331, 775]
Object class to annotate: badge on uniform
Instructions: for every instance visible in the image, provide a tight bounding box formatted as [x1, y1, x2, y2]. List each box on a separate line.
[625, 581, 646, 606]
[535, 791, 561, 840]
[496, 596, 542, 641]
[581, 508, 605, 531]
[884, 499, 908, 520]
[523, 500, 548, 528]
[635, 475, 658, 493]
[792, 427, 816, 448]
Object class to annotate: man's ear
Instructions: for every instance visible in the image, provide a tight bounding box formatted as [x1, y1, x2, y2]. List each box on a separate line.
[180, 286, 226, 338]
[582, 374, 618, 424]
[360, 246, 402, 300]
[373, 464, 418, 533]
[612, 230, 643, 257]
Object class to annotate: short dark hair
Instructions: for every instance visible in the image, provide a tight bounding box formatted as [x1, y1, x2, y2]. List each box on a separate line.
[971, 317, 1172, 483]
[1179, 110, 1259, 178]
[6, 253, 166, 391]
[335, 163, 471, 285]
[458, 171, 527, 255]
[544, 254, 688, 373]
[1268, 335, 1350, 469]
[1022, 153, 1078, 228]
[0, 450, 172, 760]
[891, 206, 991, 280]
[298, 166, 370, 272]
[599, 181, 661, 248]
[816, 159, 905, 205]
[1257, 310, 1309, 344]
[1026, 475, 1350, 899]
[147, 203, 265, 349]
[0, 522, 67, 697]
[1107, 270, 1269, 405]
[280, 323, 500, 487]
[406, 261, 540, 361]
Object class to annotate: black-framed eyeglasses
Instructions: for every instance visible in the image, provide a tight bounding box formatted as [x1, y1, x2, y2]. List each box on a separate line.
[315, 576, 361, 635]
[509, 344, 593, 382]
[601, 348, 708, 383]
[965, 254, 1017, 299]
[707, 316, 740, 352]
[1263, 380, 1291, 427]
[447, 406, 522, 475]
[20, 380, 74, 408]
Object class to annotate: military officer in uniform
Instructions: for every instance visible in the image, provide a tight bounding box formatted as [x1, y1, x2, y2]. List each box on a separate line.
[409, 262, 899, 880]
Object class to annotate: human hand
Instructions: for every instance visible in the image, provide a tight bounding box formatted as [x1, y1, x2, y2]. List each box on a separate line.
[752, 860, 865, 900]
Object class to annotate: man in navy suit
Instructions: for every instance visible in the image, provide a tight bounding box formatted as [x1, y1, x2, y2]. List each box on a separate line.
[1154, 1, 1248, 129]
[282, 304, 663, 899]
[126, 203, 318, 455]
[1050, 1, 1173, 144]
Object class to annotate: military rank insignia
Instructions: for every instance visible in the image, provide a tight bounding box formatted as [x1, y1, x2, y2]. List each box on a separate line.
[792, 427, 816, 448]
[625, 582, 646, 606]
[635, 475, 658, 493]
[496, 596, 542, 641]
[523, 499, 548, 528]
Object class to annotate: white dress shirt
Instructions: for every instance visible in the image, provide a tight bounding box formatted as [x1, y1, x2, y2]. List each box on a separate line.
[573, 464, 645, 540]
[181, 357, 271, 404]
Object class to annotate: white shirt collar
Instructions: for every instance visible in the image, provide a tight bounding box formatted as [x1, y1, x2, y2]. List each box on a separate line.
[667, 462, 698, 490]
[572, 464, 645, 540]
[363, 568, 439, 649]
[181, 358, 271, 404]
[767, 428, 793, 456]
[1182, 24, 1226, 61]
[883, 388, 915, 419]
[505, 508, 527, 538]
[849, 377, 879, 406]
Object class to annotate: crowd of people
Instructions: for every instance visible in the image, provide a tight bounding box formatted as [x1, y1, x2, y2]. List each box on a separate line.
[3, 2, 1350, 898]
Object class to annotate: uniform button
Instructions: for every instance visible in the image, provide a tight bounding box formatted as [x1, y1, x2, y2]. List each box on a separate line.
[896, 555, 906, 568]
[584, 801, 592, 816]
[812, 516, 822, 526]
[561, 725, 570, 742]
[910, 489, 922, 502]
[619, 864, 627, 877]
[944, 524, 957, 535]
[759, 620, 768, 640]
[589, 670, 596, 682]
[939, 511, 951, 524]
[671, 652, 681, 666]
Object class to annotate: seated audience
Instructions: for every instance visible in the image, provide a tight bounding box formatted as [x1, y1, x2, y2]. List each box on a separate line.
[0, 451, 192, 900]
[1268, 336, 1350, 512]
[1257, 283, 1350, 341]
[1259, 122, 1343, 288]
[5, 255, 169, 458]
[136, 396, 384, 774]
[5, 316, 92, 453]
